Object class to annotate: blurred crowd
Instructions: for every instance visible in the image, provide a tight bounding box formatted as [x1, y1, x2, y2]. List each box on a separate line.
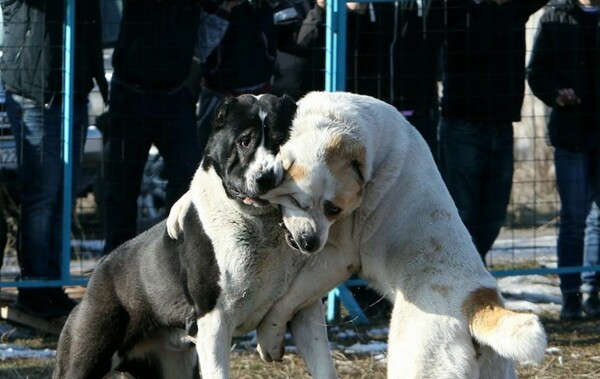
[0, 0, 599, 323]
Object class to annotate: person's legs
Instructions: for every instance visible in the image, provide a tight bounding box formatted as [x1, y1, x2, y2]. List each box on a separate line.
[582, 150, 600, 317]
[406, 108, 439, 164]
[554, 147, 592, 320]
[473, 123, 514, 260]
[439, 118, 488, 261]
[155, 87, 201, 212]
[11, 95, 86, 317]
[196, 87, 223, 155]
[583, 204, 600, 290]
[103, 82, 152, 254]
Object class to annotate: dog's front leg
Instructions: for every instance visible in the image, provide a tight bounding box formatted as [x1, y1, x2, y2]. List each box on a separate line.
[289, 300, 338, 379]
[196, 308, 232, 379]
[257, 245, 357, 363]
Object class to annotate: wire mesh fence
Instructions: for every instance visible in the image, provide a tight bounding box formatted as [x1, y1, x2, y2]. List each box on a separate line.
[0, 0, 594, 288]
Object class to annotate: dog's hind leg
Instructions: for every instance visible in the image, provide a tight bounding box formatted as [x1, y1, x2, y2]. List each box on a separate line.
[289, 300, 337, 379]
[54, 300, 127, 379]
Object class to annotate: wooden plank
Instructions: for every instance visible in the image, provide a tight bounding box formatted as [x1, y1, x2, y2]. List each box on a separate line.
[0, 305, 64, 335]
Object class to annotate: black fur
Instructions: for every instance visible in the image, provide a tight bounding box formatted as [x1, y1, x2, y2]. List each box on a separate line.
[53, 94, 296, 379]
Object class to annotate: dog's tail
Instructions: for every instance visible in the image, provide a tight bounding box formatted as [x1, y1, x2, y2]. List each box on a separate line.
[464, 287, 547, 363]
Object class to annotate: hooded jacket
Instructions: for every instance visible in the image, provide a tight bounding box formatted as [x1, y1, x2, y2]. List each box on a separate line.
[527, 0, 600, 150]
[0, 0, 108, 105]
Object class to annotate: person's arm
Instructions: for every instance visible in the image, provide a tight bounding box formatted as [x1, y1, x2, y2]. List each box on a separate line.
[496, 0, 549, 18]
[88, 0, 109, 105]
[526, 14, 564, 108]
[195, 0, 240, 64]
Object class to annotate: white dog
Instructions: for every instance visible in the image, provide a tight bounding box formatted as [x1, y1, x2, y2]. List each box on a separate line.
[167, 91, 547, 379]
[254, 91, 546, 379]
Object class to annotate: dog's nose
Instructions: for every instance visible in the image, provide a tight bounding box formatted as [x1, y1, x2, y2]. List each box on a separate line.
[300, 233, 319, 253]
[256, 171, 278, 193]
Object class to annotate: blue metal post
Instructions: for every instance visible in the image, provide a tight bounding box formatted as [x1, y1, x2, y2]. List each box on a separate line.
[61, 0, 75, 282]
[325, 0, 347, 91]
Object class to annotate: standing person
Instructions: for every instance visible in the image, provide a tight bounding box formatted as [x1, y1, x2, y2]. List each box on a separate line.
[196, 0, 288, 152]
[0, 0, 108, 318]
[386, 0, 445, 159]
[528, 0, 600, 320]
[438, 0, 548, 263]
[292, 0, 444, 157]
[103, 0, 211, 254]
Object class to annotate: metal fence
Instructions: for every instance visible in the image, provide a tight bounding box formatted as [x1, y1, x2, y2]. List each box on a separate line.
[0, 0, 597, 320]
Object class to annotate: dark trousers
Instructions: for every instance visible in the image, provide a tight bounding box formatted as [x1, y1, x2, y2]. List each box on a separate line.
[439, 117, 514, 261]
[554, 147, 600, 294]
[103, 79, 201, 254]
[10, 93, 87, 279]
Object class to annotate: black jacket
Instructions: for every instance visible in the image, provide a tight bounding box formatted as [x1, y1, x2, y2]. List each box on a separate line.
[0, 0, 108, 105]
[527, 0, 600, 150]
[441, 0, 548, 122]
[112, 0, 201, 90]
[202, 1, 278, 93]
[294, 1, 445, 111]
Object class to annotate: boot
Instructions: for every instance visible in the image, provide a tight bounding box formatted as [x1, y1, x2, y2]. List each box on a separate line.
[14, 288, 69, 319]
[47, 287, 78, 313]
[560, 292, 583, 321]
[582, 292, 600, 318]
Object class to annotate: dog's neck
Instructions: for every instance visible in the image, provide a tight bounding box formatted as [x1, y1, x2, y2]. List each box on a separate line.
[193, 165, 277, 217]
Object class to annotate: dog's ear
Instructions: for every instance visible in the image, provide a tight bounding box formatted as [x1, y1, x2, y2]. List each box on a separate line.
[212, 96, 237, 131]
[279, 94, 298, 119]
[325, 135, 367, 186]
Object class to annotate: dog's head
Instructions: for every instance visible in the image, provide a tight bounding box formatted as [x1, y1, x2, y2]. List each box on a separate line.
[202, 93, 297, 207]
[261, 118, 367, 254]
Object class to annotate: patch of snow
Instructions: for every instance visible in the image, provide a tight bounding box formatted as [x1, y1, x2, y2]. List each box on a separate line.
[0, 344, 55, 360]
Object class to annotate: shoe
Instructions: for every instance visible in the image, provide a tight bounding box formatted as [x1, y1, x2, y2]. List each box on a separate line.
[14, 289, 69, 319]
[47, 287, 78, 313]
[560, 293, 583, 321]
[583, 292, 600, 318]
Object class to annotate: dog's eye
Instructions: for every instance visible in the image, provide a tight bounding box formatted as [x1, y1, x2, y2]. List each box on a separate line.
[324, 201, 342, 217]
[239, 135, 252, 148]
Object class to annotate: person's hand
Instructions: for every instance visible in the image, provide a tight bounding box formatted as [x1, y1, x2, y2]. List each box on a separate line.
[347, 2, 368, 14]
[556, 88, 581, 107]
[221, 0, 240, 12]
[316, 0, 367, 14]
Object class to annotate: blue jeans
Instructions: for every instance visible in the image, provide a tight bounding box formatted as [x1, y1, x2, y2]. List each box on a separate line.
[103, 79, 201, 253]
[554, 147, 600, 294]
[583, 203, 600, 292]
[10, 94, 88, 280]
[439, 118, 514, 261]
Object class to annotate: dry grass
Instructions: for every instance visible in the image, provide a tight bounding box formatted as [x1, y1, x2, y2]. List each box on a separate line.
[1, 314, 600, 378]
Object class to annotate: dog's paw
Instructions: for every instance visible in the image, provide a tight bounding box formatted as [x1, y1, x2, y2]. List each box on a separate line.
[257, 341, 285, 362]
[256, 322, 286, 362]
[166, 191, 192, 239]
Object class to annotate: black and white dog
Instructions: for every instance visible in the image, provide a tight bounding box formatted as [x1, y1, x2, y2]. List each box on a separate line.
[54, 94, 337, 379]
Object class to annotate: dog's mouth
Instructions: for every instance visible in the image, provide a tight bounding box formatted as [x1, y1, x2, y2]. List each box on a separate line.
[227, 185, 270, 207]
[242, 196, 270, 207]
[280, 222, 301, 252]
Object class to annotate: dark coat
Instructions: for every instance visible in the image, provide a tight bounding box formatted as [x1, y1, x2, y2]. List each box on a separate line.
[0, 0, 108, 105]
[441, 0, 548, 123]
[112, 0, 201, 90]
[527, 0, 600, 150]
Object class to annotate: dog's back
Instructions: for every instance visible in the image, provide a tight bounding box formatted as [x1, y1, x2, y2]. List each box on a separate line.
[54, 209, 218, 379]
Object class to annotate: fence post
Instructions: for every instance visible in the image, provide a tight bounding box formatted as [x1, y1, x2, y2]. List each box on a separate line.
[61, 0, 76, 282]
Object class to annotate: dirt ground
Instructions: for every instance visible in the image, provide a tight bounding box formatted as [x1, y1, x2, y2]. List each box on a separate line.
[0, 312, 599, 378]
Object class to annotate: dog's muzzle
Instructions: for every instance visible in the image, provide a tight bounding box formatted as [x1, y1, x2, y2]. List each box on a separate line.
[281, 223, 319, 254]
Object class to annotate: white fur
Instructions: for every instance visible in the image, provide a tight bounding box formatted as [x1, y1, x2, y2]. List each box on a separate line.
[256, 91, 547, 379]
[170, 163, 337, 379]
